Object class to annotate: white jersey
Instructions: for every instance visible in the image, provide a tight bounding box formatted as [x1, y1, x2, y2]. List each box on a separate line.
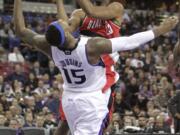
[51, 36, 106, 92]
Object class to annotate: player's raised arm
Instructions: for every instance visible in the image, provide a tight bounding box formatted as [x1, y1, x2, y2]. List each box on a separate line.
[87, 16, 178, 56]
[68, 9, 85, 33]
[76, 0, 124, 19]
[13, 0, 51, 56]
[56, 0, 85, 33]
[56, 0, 68, 22]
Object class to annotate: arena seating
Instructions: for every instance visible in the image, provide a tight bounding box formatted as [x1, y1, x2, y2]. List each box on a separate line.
[0, 127, 16, 135]
[22, 127, 46, 135]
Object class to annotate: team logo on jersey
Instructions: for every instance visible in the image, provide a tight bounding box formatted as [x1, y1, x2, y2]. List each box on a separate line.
[87, 19, 102, 29]
[105, 22, 113, 35]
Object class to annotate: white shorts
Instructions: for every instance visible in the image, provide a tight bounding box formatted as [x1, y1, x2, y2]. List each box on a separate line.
[104, 88, 111, 106]
[62, 90, 109, 135]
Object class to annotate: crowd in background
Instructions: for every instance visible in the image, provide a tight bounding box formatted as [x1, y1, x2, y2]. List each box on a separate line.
[0, 0, 179, 134]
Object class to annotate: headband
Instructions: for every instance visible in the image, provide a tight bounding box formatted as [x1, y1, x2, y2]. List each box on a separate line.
[48, 21, 65, 46]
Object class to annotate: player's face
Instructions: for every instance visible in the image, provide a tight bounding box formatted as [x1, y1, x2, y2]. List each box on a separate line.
[57, 20, 74, 49]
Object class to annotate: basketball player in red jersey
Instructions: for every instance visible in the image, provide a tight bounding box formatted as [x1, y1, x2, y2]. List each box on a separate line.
[54, 0, 125, 135]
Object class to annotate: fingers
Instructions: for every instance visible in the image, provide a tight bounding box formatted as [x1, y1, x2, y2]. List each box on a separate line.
[170, 16, 179, 24]
[162, 16, 179, 29]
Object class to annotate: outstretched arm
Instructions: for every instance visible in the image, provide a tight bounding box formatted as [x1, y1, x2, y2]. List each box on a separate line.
[56, 0, 68, 22]
[87, 16, 178, 56]
[76, 0, 124, 19]
[14, 0, 51, 57]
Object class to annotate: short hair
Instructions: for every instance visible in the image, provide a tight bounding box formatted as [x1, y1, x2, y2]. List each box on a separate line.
[45, 25, 61, 46]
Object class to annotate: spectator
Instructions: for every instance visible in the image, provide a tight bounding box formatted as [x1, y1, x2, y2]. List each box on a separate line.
[9, 118, 24, 135]
[152, 114, 171, 133]
[0, 115, 7, 126]
[30, 61, 45, 78]
[26, 72, 37, 90]
[0, 46, 8, 62]
[45, 60, 59, 79]
[114, 91, 131, 116]
[168, 90, 180, 133]
[46, 88, 60, 117]
[43, 110, 57, 129]
[0, 75, 5, 93]
[0, 24, 11, 49]
[42, 73, 51, 89]
[153, 86, 169, 108]
[23, 112, 35, 127]
[33, 79, 50, 101]
[32, 92, 44, 113]
[5, 111, 13, 122]
[9, 105, 22, 118]
[137, 115, 148, 132]
[35, 114, 45, 128]
[8, 47, 24, 63]
[6, 64, 27, 85]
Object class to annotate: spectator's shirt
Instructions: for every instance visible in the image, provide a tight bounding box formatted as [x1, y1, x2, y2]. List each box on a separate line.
[8, 52, 24, 63]
[168, 64, 180, 89]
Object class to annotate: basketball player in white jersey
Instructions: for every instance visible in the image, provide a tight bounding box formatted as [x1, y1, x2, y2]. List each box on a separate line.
[55, 0, 125, 134]
[13, 0, 178, 134]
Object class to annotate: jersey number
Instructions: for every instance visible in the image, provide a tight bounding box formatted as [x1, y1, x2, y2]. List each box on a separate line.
[63, 68, 86, 84]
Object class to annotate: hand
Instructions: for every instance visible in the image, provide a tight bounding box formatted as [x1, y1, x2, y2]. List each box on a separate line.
[153, 16, 178, 37]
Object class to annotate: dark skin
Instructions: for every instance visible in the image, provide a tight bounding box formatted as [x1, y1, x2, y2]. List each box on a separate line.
[76, 0, 124, 19]
[57, 0, 124, 33]
[14, 0, 124, 64]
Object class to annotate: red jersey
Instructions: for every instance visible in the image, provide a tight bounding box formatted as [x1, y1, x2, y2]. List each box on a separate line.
[80, 16, 121, 92]
[80, 16, 120, 38]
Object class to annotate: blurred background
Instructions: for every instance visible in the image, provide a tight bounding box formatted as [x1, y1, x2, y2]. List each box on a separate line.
[0, 0, 179, 135]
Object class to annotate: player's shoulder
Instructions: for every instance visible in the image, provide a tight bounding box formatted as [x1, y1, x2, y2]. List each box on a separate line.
[87, 37, 108, 49]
